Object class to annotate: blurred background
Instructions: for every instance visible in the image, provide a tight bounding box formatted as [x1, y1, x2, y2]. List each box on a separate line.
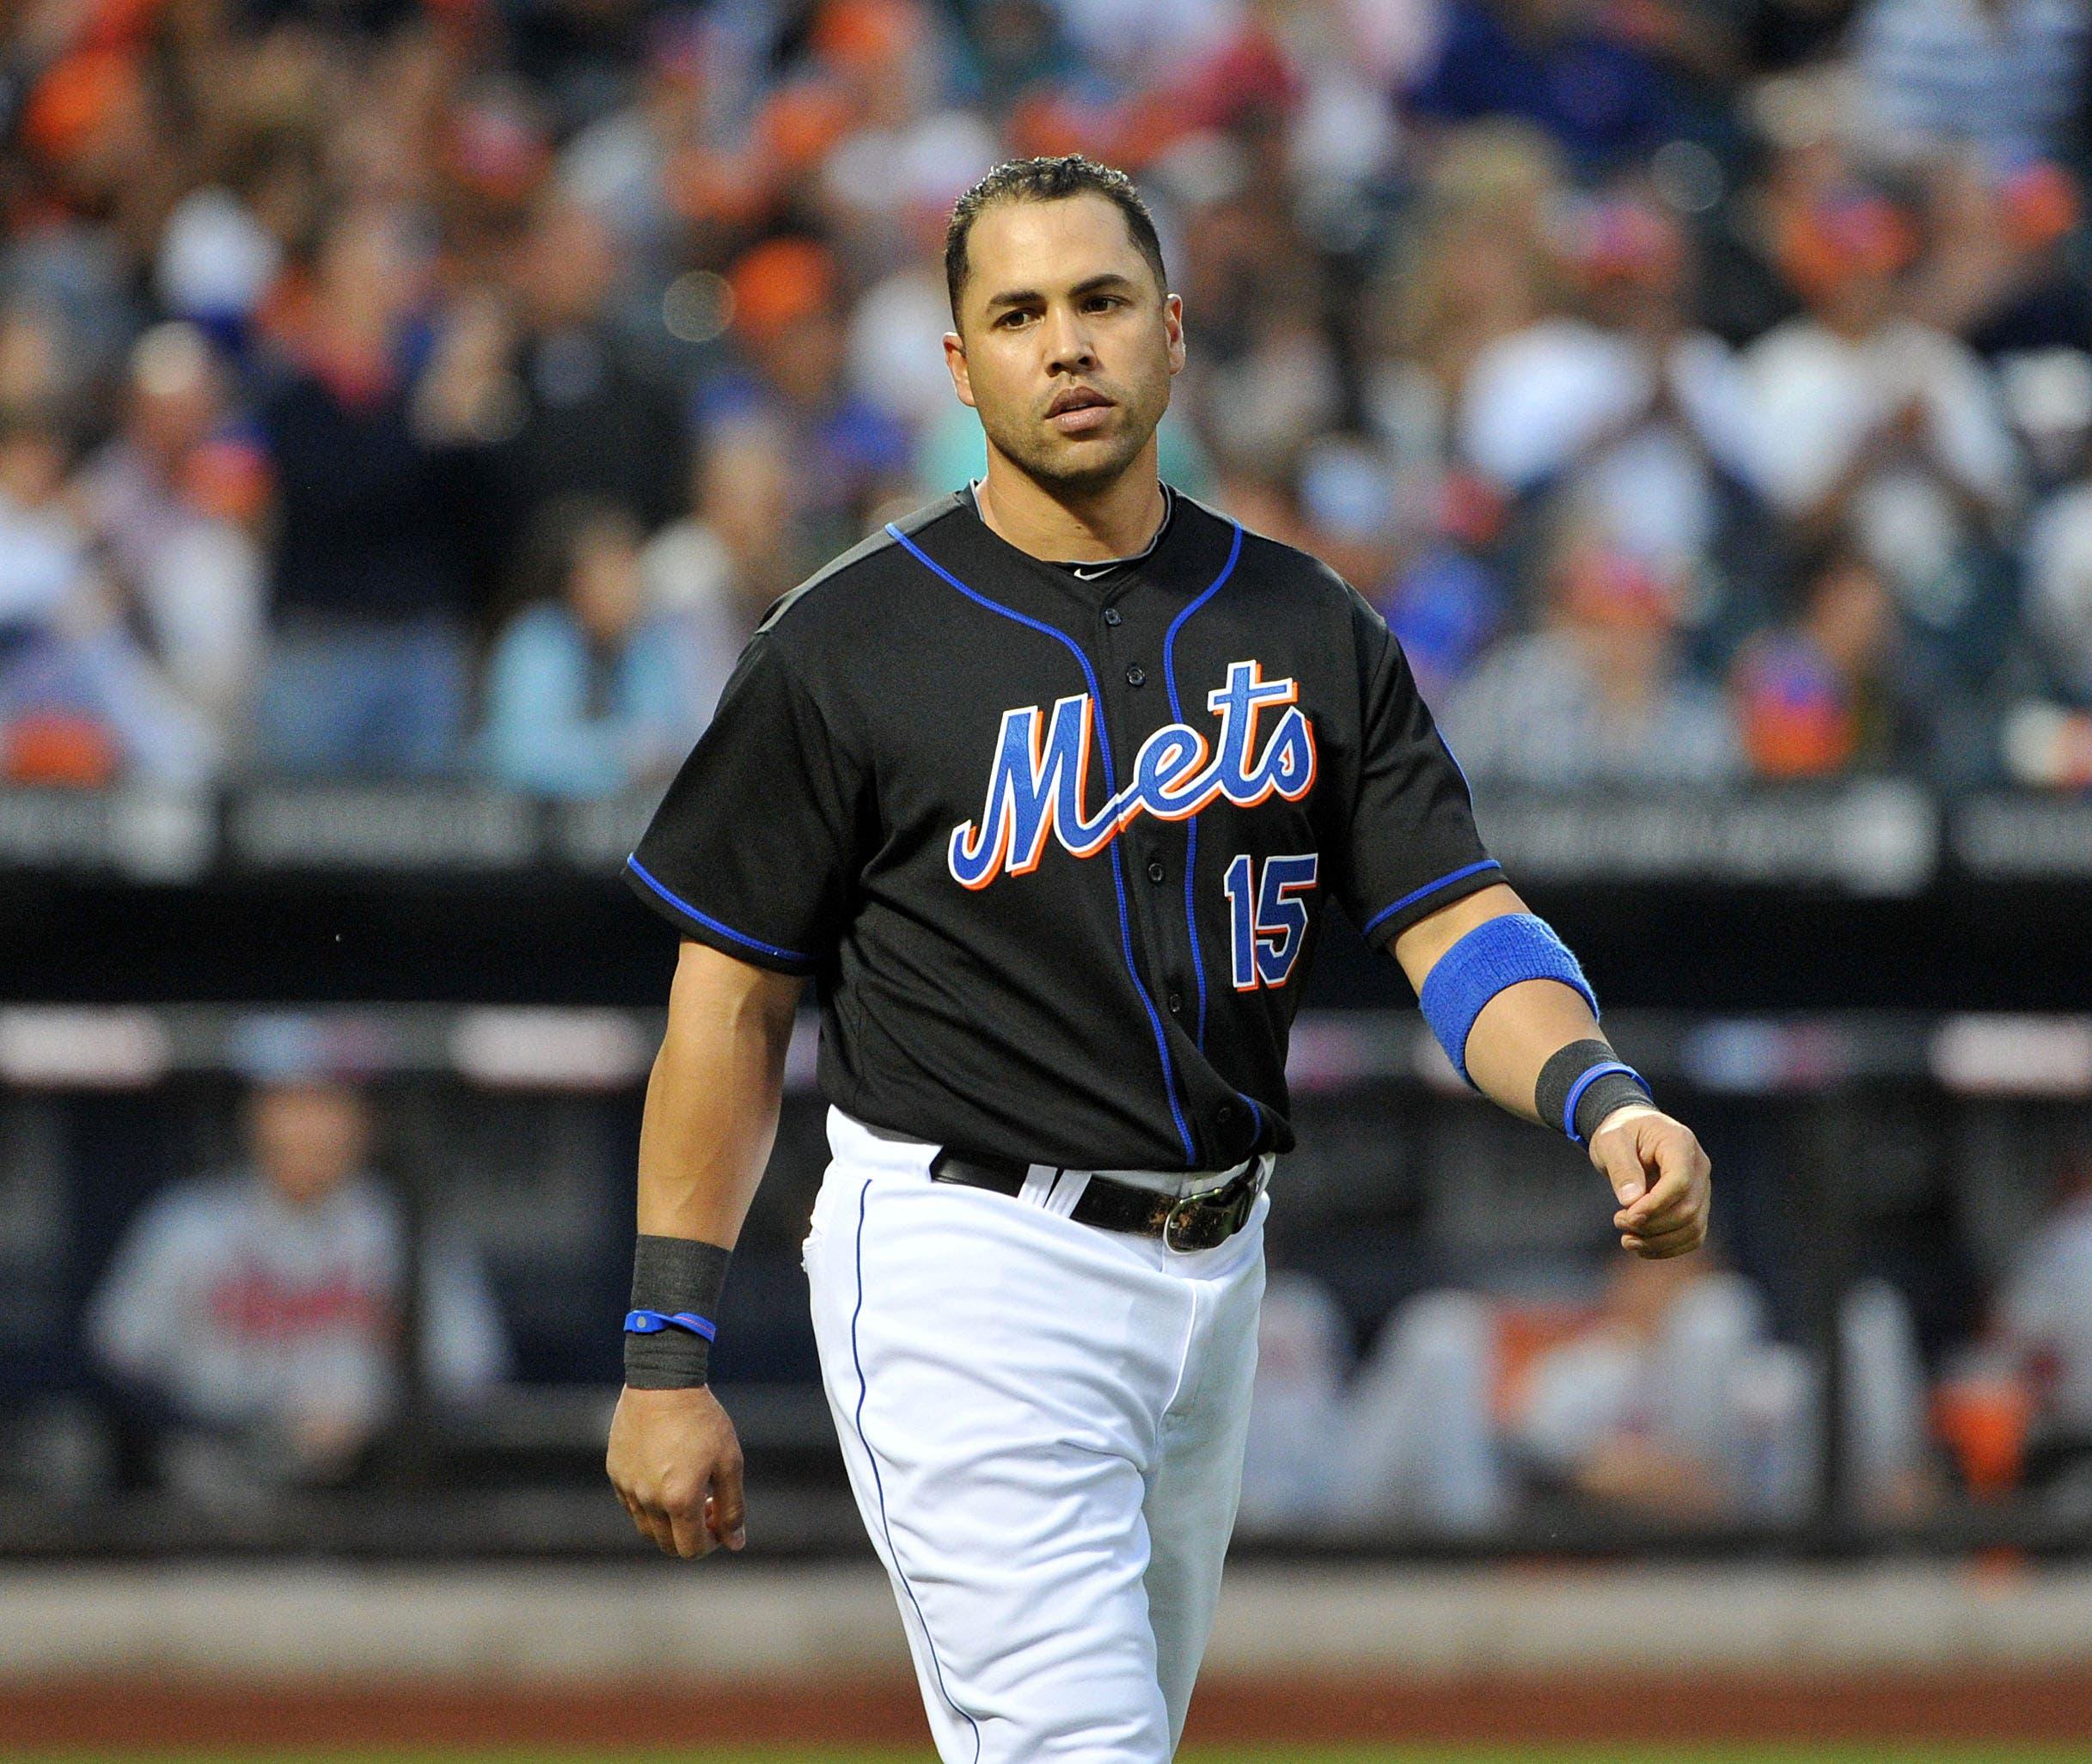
[3, 0, 2092, 1756]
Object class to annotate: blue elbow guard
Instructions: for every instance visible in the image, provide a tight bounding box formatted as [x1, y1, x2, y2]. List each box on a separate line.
[1418, 913, 1598, 1086]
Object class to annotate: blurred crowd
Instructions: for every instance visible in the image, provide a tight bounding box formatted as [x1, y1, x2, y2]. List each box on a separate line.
[3, 0, 2092, 795]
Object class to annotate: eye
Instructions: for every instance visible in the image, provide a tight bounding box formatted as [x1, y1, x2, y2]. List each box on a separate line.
[996, 309, 1035, 329]
[1083, 296, 1122, 314]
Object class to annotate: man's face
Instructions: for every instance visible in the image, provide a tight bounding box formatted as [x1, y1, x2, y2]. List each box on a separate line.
[944, 193, 1184, 493]
[248, 1081, 369, 1210]
[523, 201, 616, 330]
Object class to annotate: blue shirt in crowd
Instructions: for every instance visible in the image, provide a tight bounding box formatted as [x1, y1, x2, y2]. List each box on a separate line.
[481, 603, 700, 799]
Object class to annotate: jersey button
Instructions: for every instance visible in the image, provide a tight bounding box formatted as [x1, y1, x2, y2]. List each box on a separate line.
[1103, 607, 1122, 627]
[1217, 1103, 1235, 1123]
[1167, 991, 1183, 1014]
[1147, 859, 1165, 884]
[1126, 664, 1146, 687]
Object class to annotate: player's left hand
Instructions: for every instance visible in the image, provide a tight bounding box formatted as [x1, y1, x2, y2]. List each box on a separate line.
[1588, 1106, 1711, 1259]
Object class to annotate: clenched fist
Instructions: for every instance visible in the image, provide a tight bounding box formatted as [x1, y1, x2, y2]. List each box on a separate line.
[1588, 1107, 1712, 1259]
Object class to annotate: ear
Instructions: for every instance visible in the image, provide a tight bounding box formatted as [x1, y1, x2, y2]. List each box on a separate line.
[943, 330, 976, 409]
[1163, 293, 1185, 377]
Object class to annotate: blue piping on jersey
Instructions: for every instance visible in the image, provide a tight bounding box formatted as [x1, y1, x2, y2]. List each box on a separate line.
[625, 854, 817, 967]
[1162, 519, 1244, 1051]
[850, 1179, 982, 1762]
[885, 521, 1196, 1166]
[1357, 858, 1502, 945]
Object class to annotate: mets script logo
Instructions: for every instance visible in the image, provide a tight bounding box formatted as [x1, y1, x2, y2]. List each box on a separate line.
[949, 659, 1316, 889]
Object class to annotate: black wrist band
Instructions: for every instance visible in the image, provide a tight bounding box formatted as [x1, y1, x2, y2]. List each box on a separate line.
[624, 1234, 731, 1388]
[1534, 1039, 1655, 1146]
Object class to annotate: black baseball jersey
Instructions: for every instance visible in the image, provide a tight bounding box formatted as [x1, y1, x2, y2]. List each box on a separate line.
[627, 486, 1500, 1173]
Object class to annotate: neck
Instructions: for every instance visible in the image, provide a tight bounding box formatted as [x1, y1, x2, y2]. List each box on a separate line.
[975, 440, 1166, 561]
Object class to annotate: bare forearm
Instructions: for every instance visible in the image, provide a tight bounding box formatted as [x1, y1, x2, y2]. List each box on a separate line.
[609, 943, 796, 1562]
[1463, 977, 1613, 1124]
[1390, 882, 1612, 1122]
[636, 940, 804, 1244]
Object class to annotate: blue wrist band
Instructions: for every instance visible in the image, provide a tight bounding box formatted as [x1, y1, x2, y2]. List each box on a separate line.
[624, 1308, 718, 1341]
[1418, 913, 1598, 1086]
[1562, 1062, 1637, 1140]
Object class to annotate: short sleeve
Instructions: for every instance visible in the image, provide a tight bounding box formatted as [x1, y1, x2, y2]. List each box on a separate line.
[1328, 603, 1500, 946]
[625, 632, 860, 973]
[86, 1193, 187, 1383]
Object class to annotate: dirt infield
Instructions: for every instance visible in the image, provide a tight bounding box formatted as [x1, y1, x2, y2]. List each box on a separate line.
[6, 1673, 2091, 1750]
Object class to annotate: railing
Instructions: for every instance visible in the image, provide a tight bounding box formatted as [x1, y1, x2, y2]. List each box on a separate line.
[3, 1004, 2089, 1559]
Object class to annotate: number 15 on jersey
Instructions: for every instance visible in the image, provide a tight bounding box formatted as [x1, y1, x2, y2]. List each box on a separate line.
[1224, 853, 1318, 991]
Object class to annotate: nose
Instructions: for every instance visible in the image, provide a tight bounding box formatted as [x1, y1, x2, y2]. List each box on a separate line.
[1041, 301, 1098, 379]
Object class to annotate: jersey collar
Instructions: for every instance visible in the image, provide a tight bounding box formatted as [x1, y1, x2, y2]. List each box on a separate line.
[963, 479, 1177, 582]
[942, 479, 1221, 611]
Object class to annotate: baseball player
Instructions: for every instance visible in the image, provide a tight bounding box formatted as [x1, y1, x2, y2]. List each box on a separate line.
[606, 155, 1712, 1761]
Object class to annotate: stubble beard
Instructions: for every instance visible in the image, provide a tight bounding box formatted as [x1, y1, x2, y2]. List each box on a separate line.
[983, 385, 1165, 496]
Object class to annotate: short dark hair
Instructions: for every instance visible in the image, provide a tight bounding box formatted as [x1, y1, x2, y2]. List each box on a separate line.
[510, 493, 641, 612]
[944, 155, 1168, 324]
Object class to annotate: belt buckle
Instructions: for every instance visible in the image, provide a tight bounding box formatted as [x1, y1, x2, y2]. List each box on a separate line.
[1161, 1160, 1263, 1254]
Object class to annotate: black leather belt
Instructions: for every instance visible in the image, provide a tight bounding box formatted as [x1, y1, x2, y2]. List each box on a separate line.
[928, 1149, 1266, 1253]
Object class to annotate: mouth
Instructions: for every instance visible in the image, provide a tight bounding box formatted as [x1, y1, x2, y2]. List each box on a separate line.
[1045, 385, 1115, 432]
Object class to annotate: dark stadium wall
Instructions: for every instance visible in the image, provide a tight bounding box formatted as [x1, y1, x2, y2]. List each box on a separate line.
[11, 870, 2089, 1013]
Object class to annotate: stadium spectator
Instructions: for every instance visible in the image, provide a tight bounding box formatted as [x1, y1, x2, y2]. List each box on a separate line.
[4, 34, 167, 387]
[487, 193, 690, 549]
[2009, 395, 2092, 786]
[810, 0, 996, 255]
[87, 1075, 509, 1496]
[555, 11, 713, 284]
[1853, 0, 2089, 166]
[1376, 540, 1511, 708]
[1507, 1255, 1933, 1522]
[75, 322, 267, 777]
[1329, 1289, 1511, 1534]
[1989, 1130, 2092, 1467]
[0, 398, 225, 786]
[642, 413, 805, 726]
[1405, 0, 1680, 175]
[1441, 512, 1742, 786]
[700, 236, 914, 572]
[1731, 542, 1933, 776]
[1744, 185, 2023, 661]
[481, 496, 703, 799]
[1904, 158, 2091, 358]
[1238, 1271, 1355, 1531]
[1458, 189, 1765, 574]
[252, 204, 499, 777]
[1353, 127, 1555, 707]
[1364, 123, 1566, 485]
[0, 406, 120, 786]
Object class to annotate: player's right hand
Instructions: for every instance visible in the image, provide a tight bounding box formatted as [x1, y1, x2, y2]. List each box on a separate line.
[606, 1384, 746, 1559]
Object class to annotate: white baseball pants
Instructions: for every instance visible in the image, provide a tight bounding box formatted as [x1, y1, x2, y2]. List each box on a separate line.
[804, 1106, 1268, 1763]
